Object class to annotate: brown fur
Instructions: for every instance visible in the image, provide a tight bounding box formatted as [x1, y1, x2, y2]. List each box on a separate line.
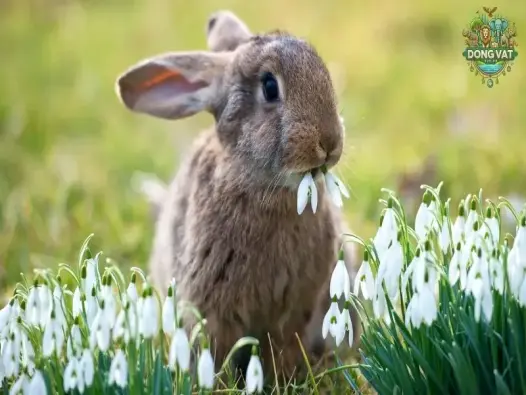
[116, 10, 359, 382]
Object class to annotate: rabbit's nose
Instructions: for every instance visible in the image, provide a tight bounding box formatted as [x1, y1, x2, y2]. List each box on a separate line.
[317, 137, 342, 168]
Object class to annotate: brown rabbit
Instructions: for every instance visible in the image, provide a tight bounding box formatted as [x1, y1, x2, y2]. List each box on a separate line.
[116, 10, 359, 382]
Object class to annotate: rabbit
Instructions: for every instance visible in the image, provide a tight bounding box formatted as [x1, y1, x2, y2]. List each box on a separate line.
[115, 10, 360, 382]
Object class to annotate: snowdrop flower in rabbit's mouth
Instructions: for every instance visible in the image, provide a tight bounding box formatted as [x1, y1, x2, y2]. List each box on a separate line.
[296, 164, 350, 215]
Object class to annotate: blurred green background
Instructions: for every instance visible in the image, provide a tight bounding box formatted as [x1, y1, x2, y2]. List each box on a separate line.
[1, 0, 525, 296]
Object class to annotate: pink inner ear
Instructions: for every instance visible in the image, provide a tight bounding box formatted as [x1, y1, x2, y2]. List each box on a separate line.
[141, 70, 181, 89]
[140, 69, 209, 96]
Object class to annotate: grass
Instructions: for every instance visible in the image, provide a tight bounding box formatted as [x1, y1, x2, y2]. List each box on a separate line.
[0, 0, 526, 392]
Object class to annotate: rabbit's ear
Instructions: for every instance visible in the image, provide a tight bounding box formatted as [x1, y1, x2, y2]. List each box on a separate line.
[116, 51, 231, 120]
[206, 10, 252, 52]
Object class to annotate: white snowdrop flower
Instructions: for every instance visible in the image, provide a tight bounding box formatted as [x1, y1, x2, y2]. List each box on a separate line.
[466, 249, 490, 295]
[448, 242, 467, 289]
[38, 284, 53, 328]
[507, 245, 523, 297]
[373, 201, 398, 258]
[412, 244, 431, 293]
[113, 302, 139, 345]
[353, 250, 375, 300]
[162, 286, 176, 336]
[9, 373, 29, 395]
[406, 284, 437, 328]
[246, 347, 264, 394]
[20, 332, 35, 371]
[415, 193, 439, 240]
[168, 327, 191, 372]
[322, 300, 345, 345]
[3, 331, 21, 378]
[490, 249, 504, 294]
[466, 249, 493, 321]
[126, 279, 138, 306]
[83, 257, 98, 295]
[464, 199, 479, 240]
[329, 251, 351, 300]
[324, 171, 350, 208]
[64, 357, 83, 393]
[376, 234, 404, 301]
[28, 370, 47, 395]
[439, 215, 452, 254]
[25, 284, 42, 326]
[297, 172, 318, 215]
[198, 347, 215, 390]
[139, 289, 159, 339]
[452, 203, 466, 246]
[484, 207, 500, 247]
[0, 301, 13, 333]
[85, 288, 99, 328]
[52, 285, 67, 331]
[80, 349, 95, 387]
[101, 276, 117, 328]
[67, 324, 83, 360]
[515, 217, 526, 262]
[72, 287, 83, 319]
[89, 301, 111, 352]
[518, 276, 526, 307]
[42, 311, 65, 358]
[322, 301, 338, 339]
[401, 249, 420, 294]
[471, 277, 494, 322]
[108, 349, 128, 389]
[372, 286, 390, 325]
[341, 302, 354, 348]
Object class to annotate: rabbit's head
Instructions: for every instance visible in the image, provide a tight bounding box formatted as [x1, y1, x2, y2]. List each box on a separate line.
[116, 11, 344, 187]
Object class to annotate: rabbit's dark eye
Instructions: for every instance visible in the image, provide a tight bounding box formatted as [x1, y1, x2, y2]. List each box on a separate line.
[261, 72, 279, 102]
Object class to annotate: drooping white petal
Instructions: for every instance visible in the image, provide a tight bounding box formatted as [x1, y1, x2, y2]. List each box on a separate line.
[246, 354, 264, 394]
[452, 215, 466, 246]
[162, 295, 176, 336]
[126, 283, 138, 305]
[324, 172, 343, 208]
[63, 358, 80, 393]
[310, 176, 318, 214]
[38, 285, 53, 328]
[72, 288, 83, 319]
[83, 258, 98, 296]
[415, 203, 432, 240]
[341, 307, 354, 348]
[297, 173, 312, 215]
[439, 217, 451, 254]
[419, 286, 437, 326]
[139, 295, 159, 339]
[329, 260, 351, 300]
[377, 240, 404, 300]
[25, 287, 40, 326]
[197, 348, 215, 389]
[353, 259, 375, 300]
[108, 349, 128, 389]
[9, 373, 29, 395]
[169, 328, 191, 372]
[80, 349, 95, 387]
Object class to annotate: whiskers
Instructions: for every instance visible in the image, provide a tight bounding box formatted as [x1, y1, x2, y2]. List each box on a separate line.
[259, 171, 287, 209]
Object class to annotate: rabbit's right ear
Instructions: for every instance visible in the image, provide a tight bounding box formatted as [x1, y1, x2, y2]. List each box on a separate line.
[116, 51, 231, 120]
[206, 10, 252, 52]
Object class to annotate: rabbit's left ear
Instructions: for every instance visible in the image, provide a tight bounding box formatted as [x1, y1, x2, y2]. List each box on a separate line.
[116, 51, 231, 120]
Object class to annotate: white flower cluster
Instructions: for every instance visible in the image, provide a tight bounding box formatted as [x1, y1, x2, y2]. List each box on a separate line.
[0, 256, 265, 394]
[324, 189, 526, 348]
[297, 169, 350, 215]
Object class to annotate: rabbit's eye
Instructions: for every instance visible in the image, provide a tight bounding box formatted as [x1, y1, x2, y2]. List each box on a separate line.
[261, 72, 279, 102]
